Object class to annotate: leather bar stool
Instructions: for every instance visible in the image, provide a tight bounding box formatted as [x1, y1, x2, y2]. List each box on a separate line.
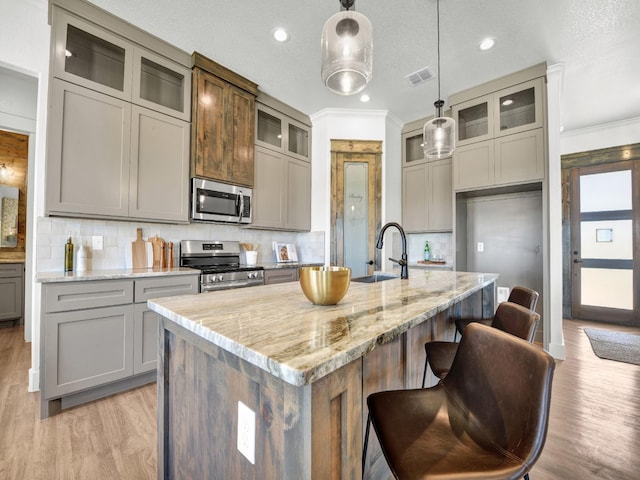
[454, 285, 539, 340]
[422, 301, 539, 387]
[363, 322, 555, 480]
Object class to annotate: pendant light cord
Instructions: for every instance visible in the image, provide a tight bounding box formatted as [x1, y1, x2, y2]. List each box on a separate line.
[436, 0, 442, 117]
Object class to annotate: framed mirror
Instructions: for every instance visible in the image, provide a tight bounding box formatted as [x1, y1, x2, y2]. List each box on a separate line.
[0, 185, 19, 248]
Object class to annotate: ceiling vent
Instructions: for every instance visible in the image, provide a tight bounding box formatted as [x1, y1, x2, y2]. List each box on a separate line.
[405, 66, 434, 87]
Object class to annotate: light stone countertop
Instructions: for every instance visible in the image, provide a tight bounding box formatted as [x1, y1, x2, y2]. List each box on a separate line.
[148, 270, 498, 387]
[36, 267, 199, 283]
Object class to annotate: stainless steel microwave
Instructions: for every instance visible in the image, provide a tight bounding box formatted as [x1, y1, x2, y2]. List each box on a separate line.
[191, 178, 252, 224]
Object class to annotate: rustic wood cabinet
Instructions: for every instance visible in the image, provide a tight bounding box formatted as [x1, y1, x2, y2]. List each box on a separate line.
[191, 52, 258, 187]
[47, 3, 191, 223]
[451, 66, 547, 191]
[40, 273, 198, 418]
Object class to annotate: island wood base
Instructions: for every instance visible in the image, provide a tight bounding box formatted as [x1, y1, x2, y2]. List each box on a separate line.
[157, 285, 493, 479]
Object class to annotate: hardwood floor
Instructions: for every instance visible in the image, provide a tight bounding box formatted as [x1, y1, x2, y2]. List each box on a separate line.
[0, 319, 638, 479]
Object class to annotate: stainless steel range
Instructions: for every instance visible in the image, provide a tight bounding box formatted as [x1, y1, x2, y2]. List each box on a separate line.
[180, 240, 264, 292]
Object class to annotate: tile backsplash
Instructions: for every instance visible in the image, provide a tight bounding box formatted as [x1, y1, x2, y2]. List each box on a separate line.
[36, 217, 325, 272]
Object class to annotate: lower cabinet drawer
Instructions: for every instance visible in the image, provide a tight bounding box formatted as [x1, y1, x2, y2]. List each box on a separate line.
[44, 280, 134, 313]
[134, 275, 198, 302]
[264, 269, 298, 284]
[44, 305, 134, 398]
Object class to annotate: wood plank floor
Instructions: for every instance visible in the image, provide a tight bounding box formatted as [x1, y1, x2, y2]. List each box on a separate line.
[1, 319, 639, 479]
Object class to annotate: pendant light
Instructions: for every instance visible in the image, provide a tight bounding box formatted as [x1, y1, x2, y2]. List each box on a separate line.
[423, 0, 455, 159]
[321, 0, 373, 96]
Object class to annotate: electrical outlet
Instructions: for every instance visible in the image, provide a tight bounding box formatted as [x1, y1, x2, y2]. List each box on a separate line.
[477, 242, 484, 252]
[497, 287, 510, 303]
[237, 401, 255, 464]
[92, 235, 104, 250]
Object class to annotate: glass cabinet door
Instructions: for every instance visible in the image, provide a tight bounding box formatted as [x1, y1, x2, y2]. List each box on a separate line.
[288, 122, 310, 160]
[455, 100, 492, 145]
[403, 132, 425, 164]
[494, 78, 543, 137]
[53, 12, 133, 100]
[133, 49, 191, 121]
[256, 108, 283, 150]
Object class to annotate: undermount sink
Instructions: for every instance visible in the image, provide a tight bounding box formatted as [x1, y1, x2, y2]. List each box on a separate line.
[351, 273, 399, 283]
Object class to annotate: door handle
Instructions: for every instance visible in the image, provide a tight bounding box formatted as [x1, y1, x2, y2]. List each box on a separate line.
[573, 259, 583, 263]
[366, 260, 374, 265]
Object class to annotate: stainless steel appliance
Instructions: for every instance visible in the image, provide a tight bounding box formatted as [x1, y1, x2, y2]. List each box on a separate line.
[180, 240, 264, 292]
[191, 178, 252, 224]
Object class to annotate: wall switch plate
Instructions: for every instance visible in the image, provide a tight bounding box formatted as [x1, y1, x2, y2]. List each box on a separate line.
[237, 401, 255, 464]
[497, 287, 510, 303]
[477, 242, 484, 252]
[92, 235, 104, 250]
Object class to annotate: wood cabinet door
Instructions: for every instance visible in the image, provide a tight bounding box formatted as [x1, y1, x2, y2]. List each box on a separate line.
[192, 69, 225, 179]
[252, 147, 286, 228]
[429, 159, 453, 231]
[0, 277, 22, 321]
[129, 105, 190, 223]
[226, 84, 255, 186]
[286, 157, 311, 231]
[47, 79, 131, 217]
[133, 304, 158, 374]
[402, 163, 429, 232]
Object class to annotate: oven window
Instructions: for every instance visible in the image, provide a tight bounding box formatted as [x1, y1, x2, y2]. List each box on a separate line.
[197, 189, 238, 216]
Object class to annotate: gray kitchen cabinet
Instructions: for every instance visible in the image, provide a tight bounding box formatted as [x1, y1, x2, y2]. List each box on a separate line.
[402, 159, 453, 232]
[251, 93, 312, 232]
[451, 66, 547, 192]
[0, 263, 24, 323]
[129, 105, 190, 222]
[46, 2, 191, 223]
[252, 146, 311, 231]
[41, 273, 198, 417]
[264, 268, 298, 285]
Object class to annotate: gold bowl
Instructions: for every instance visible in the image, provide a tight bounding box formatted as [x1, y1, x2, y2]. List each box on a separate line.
[299, 266, 351, 305]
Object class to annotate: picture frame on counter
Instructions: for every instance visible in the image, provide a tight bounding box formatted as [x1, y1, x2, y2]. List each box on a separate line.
[275, 243, 298, 263]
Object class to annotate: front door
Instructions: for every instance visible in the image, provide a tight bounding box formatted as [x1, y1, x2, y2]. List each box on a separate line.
[570, 160, 640, 325]
[330, 140, 382, 278]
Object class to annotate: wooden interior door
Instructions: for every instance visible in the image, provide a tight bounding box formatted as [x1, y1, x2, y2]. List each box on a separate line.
[330, 140, 381, 278]
[569, 160, 640, 325]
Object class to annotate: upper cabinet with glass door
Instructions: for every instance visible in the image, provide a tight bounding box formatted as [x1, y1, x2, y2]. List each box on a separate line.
[453, 77, 543, 147]
[256, 102, 311, 163]
[52, 9, 190, 121]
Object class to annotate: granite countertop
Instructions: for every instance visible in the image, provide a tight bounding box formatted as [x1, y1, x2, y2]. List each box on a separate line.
[36, 266, 199, 283]
[252, 262, 324, 270]
[148, 270, 498, 387]
[0, 258, 25, 264]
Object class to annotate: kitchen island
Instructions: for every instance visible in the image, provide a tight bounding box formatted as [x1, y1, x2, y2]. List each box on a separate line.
[148, 269, 497, 479]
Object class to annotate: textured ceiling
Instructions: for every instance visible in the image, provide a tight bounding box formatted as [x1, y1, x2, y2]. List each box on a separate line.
[88, 0, 640, 131]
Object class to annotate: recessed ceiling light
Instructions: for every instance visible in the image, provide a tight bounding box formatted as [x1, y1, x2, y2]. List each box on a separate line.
[273, 28, 289, 42]
[479, 37, 495, 51]
[360, 94, 370, 103]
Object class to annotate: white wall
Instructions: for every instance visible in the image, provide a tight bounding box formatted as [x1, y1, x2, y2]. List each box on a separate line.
[0, 0, 50, 391]
[310, 108, 403, 269]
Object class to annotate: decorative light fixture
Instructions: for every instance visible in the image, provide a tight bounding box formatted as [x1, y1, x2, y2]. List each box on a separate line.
[423, 0, 456, 159]
[321, 0, 372, 96]
[0, 163, 9, 178]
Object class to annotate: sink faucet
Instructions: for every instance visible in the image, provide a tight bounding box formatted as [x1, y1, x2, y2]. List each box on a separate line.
[376, 222, 408, 279]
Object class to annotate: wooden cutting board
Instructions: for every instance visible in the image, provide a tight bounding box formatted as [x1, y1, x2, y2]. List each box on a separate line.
[149, 235, 166, 269]
[131, 228, 147, 269]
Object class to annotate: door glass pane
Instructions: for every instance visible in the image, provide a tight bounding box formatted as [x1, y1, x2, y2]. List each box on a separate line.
[65, 24, 125, 91]
[499, 87, 535, 132]
[257, 110, 282, 148]
[139, 57, 184, 112]
[288, 123, 309, 158]
[580, 170, 632, 212]
[457, 102, 488, 141]
[405, 133, 424, 163]
[0, 185, 19, 247]
[580, 220, 632, 259]
[581, 268, 633, 310]
[344, 162, 368, 278]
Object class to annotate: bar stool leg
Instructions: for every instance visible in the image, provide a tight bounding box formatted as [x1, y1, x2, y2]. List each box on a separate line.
[362, 413, 371, 477]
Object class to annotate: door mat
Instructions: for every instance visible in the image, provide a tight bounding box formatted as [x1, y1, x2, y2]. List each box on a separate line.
[583, 328, 640, 366]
